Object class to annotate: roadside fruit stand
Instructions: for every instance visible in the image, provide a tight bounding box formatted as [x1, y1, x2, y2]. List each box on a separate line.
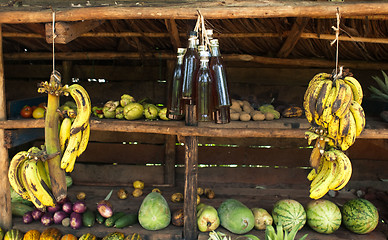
[0, 1, 387, 240]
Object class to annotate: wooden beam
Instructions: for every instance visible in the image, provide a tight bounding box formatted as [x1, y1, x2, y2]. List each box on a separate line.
[277, 17, 310, 58]
[45, 20, 104, 44]
[1, 2, 388, 23]
[4, 51, 388, 70]
[0, 24, 12, 230]
[165, 19, 181, 51]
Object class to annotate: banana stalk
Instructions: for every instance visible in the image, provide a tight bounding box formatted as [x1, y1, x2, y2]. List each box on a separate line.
[43, 71, 67, 202]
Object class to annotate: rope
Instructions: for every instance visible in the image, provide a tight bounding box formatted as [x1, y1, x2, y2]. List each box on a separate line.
[52, 10, 56, 72]
[331, 7, 341, 79]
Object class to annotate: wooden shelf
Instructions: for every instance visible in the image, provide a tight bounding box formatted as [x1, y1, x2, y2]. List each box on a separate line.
[1, 117, 388, 139]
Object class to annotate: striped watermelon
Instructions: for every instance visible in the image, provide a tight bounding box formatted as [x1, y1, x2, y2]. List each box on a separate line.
[306, 199, 341, 234]
[271, 199, 306, 232]
[341, 198, 379, 234]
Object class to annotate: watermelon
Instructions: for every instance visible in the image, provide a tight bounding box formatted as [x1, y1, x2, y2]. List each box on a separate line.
[272, 199, 306, 232]
[217, 199, 255, 234]
[138, 192, 171, 230]
[341, 198, 379, 234]
[306, 199, 341, 234]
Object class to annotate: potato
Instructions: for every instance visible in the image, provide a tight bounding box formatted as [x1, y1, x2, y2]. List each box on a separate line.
[239, 112, 251, 121]
[265, 112, 275, 120]
[230, 105, 242, 113]
[236, 100, 244, 107]
[230, 112, 240, 121]
[243, 104, 254, 114]
[252, 112, 266, 121]
[249, 110, 261, 117]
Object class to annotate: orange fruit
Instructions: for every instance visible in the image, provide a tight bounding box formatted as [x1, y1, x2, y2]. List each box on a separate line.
[32, 107, 45, 119]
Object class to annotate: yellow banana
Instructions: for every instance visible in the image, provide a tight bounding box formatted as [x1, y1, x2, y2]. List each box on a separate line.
[307, 80, 327, 124]
[8, 151, 31, 200]
[344, 76, 363, 104]
[327, 116, 340, 146]
[340, 111, 357, 151]
[36, 160, 51, 190]
[61, 130, 82, 172]
[310, 159, 337, 199]
[323, 149, 337, 162]
[20, 160, 46, 211]
[338, 111, 351, 141]
[310, 155, 330, 190]
[307, 168, 317, 181]
[77, 122, 90, 157]
[314, 80, 333, 123]
[349, 100, 366, 137]
[332, 79, 353, 119]
[306, 72, 332, 90]
[319, 83, 338, 128]
[330, 149, 352, 191]
[66, 84, 91, 136]
[304, 130, 320, 145]
[59, 117, 72, 154]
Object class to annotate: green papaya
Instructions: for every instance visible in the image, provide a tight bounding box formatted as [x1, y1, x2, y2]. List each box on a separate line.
[138, 192, 171, 230]
[217, 199, 255, 234]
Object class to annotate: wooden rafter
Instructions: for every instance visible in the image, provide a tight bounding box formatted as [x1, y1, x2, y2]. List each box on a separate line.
[45, 20, 105, 44]
[277, 17, 310, 58]
[164, 19, 181, 51]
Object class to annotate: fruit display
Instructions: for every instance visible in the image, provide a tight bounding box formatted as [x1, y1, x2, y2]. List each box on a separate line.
[230, 99, 281, 121]
[271, 199, 306, 232]
[217, 199, 255, 234]
[305, 199, 341, 234]
[138, 192, 171, 231]
[341, 198, 379, 234]
[303, 71, 366, 199]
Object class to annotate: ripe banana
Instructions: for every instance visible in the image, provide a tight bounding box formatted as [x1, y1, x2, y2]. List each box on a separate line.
[349, 100, 366, 137]
[331, 79, 353, 119]
[67, 84, 91, 135]
[327, 116, 340, 147]
[329, 149, 352, 191]
[344, 76, 363, 104]
[59, 117, 72, 154]
[337, 111, 351, 144]
[304, 130, 320, 145]
[314, 80, 333, 124]
[61, 130, 82, 172]
[304, 80, 327, 124]
[340, 111, 357, 151]
[310, 158, 337, 199]
[36, 160, 51, 190]
[307, 168, 317, 181]
[319, 83, 338, 128]
[77, 122, 90, 157]
[8, 151, 31, 200]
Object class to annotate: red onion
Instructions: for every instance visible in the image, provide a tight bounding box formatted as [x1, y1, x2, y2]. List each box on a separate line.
[47, 205, 61, 213]
[41, 212, 54, 226]
[72, 200, 87, 214]
[23, 211, 33, 224]
[97, 189, 114, 218]
[53, 210, 68, 224]
[62, 202, 73, 214]
[31, 208, 44, 221]
[70, 212, 82, 229]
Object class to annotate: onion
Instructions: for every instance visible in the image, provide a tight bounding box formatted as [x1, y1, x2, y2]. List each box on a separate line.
[97, 189, 114, 218]
[47, 205, 61, 213]
[72, 200, 87, 213]
[53, 210, 68, 224]
[22, 211, 33, 224]
[31, 208, 44, 221]
[62, 202, 73, 214]
[41, 212, 54, 226]
[70, 212, 82, 229]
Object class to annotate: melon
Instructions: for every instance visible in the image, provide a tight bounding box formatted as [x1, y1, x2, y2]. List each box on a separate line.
[341, 198, 379, 234]
[138, 192, 171, 230]
[306, 199, 341, 234]
[217, 199, 255, 234]
[272, 199, 306, 232]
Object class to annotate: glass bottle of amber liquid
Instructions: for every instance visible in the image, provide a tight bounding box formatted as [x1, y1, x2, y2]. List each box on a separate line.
[167, 48, 186, 120]
[209, 39, 231, 124]
[193, 49, 214, 122]
[181, 31, 200, 106]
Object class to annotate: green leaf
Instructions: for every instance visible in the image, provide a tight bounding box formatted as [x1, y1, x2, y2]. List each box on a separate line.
[371, 75, 388, 94]
[276, 224, 284, 240]
[236, 235, 261, 240]
[265, 225, 277, 240]
[382, 70, 388, 88]
[298, 234, 308, 240]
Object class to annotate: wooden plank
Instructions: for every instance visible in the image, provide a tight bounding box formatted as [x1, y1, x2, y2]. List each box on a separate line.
[1, 2, 388, 23]
[45, 20, 104, 44]
[164, 135, 176, 186]
[277, 17, 310, 58]
[165, 19, 181, 51]
[0, 24, 12, 230]
[4, 128, 44, 148]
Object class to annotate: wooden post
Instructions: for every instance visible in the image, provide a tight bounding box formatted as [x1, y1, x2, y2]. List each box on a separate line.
[183, 135, 198, 240]
[62, 60, 72, 85]
[0, 24, 12, 230]
[164, 135, 176, 186]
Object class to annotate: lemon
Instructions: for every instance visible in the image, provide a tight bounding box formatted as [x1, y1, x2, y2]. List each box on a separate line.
[32, 107, 45, 119]
[133, 180, 144, 189]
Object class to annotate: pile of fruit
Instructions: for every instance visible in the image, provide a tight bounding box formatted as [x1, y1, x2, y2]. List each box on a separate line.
[92, 94, 169, 121]
[303, 72, 366, 199]
[20, 103, 46, 119]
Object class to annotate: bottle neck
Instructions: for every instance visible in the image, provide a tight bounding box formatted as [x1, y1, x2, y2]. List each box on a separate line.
[211, 45, 220, 57]
[188, 38, 197, 49]
[199, 59, 209, 69]
[177, 55, 184, 65]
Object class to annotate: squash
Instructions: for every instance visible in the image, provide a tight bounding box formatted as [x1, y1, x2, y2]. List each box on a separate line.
[39, 228, 61, 240]
[124, 233, 142, 240]
[102, 232, 124, 240]
[78, 233, 96, 240]
[4, 229, 23, 240]
[60, 235, 77, 240]
[23, 230, 40, 240]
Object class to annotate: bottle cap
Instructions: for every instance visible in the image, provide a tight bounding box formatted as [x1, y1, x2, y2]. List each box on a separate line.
[198, 45, 206, 52]
[177, 48, 187, 55]
[206, 29, 214, 38]
[210, 39, 219, 46]
[189, 31, 198, 38]
[199, 50, 211, 58]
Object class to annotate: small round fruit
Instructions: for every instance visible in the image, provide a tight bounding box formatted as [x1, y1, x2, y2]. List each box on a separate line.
[132, 188, 143, 197]
[133, 180, 144, 189]
[152, 188, 162, 194]
[32, 107, 45, 119]
[76, 192, 86, 200]
[197, 195, 200, 205]
[171, 193, 184, 203]
[171, 209, 184, 227]
[197, 187, 204, 196]
[20, 105, 33, 118]
[117, 189, 128, 200]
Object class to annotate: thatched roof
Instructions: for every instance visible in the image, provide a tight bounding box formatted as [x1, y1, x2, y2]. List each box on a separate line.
[1, 1, 388, 69]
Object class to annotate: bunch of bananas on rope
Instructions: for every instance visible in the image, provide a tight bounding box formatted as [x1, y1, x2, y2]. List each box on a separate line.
[8, 71, 91, 210]
[303, 70, 366, 199]
[8, 147, 58, 211]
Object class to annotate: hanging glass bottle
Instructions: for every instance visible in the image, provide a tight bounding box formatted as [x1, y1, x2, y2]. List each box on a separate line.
[209, 39, 231, 124]
[193, 49, 214, 122]
[181, 31, 200, 106]
[167, 48, 187, 120]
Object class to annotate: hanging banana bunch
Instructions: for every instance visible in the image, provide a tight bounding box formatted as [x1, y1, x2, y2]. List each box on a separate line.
[303, 70, 365, 199]
[8, 70, 92, 211]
